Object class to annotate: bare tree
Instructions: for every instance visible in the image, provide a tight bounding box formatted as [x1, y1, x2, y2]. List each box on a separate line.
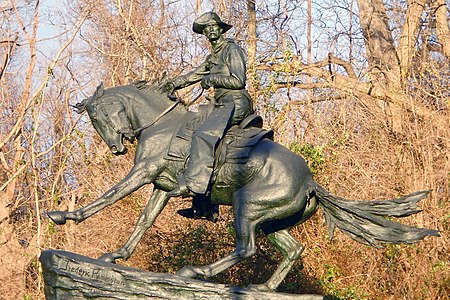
[0, 0, 88, 297]
[256, 0, 448, 132]
[1, 1, 446, 298]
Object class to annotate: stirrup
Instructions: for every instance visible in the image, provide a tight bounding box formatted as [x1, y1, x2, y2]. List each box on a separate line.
[167, 173, 195, 198]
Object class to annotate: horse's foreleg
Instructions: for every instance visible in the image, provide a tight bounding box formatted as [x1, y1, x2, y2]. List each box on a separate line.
[48, 163, 158, 224]
[98, 188, 169, 263]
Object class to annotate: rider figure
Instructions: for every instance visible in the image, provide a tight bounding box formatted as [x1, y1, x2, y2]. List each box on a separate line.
[165, 12, 253, 210]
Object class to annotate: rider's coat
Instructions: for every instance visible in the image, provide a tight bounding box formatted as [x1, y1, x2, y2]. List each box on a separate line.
[172, 38, 253, 194]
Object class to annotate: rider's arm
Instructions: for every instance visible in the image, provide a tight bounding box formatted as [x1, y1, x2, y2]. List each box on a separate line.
[172, 60, 210, 89]
[202, 45, 246, 90]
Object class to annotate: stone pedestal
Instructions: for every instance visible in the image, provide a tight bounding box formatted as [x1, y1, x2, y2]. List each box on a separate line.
[40, 250, 323, 300]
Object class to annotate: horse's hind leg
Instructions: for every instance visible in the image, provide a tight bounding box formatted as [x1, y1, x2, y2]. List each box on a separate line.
[177, 203, 258, 278]
[248, 195, 317, 291]
[250, 229, 304, 291]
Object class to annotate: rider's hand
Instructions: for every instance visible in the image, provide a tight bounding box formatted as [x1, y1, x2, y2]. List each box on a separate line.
[161, 81, 175, 94]
[201, 75, 214, 89]
[160, 80, 178, 100]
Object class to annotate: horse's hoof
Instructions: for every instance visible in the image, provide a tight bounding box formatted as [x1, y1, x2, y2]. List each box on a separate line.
[47, 211, 67, 225]
[98, 253, 117, 264]
[176, 266, 197, 278]
[246, 284, 272, 292]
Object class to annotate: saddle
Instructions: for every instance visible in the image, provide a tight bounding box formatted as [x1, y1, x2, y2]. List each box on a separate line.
[165, 106, 273, 167]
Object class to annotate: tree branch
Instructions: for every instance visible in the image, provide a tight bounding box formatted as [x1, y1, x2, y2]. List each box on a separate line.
[0, 39, 17, 81]
[258, 56, 378, 100]
[0, 10, 89, 152]
[257, 52, 442, 131]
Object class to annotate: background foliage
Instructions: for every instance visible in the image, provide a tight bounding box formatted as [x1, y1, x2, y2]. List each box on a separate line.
[0, 0, 448, 299]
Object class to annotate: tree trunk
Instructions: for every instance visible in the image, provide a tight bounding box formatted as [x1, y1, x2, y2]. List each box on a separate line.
[357, 0, 402, 86]
[433, 0, 450, 58]
[357, 0, 404, 131]
[247, 0, 257, 102]
[306, 0, 313, 123]
[397, 0, 427, 75]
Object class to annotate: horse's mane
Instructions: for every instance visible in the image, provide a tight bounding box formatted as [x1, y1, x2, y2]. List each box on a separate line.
[74, 80, 179, 115]
[132, 79, 167, 94]
[132, 79, 156, 90]
[131, 80, 175, 103]
[128, 80, 187, 115]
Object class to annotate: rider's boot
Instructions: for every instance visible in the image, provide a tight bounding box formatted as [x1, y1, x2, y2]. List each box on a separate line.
[177, 193, 219, 223]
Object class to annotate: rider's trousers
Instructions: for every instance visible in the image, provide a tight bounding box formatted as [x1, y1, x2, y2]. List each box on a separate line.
[184, 91, 252, 194]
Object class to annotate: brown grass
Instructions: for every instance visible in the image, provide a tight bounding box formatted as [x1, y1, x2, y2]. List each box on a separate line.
[2, 93, 448, 300]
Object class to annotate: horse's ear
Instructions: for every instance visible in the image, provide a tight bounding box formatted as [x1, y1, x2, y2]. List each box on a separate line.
[70, 82, 104, 114]
[71, 99, 87, 114]
[94, 82, 104, 98]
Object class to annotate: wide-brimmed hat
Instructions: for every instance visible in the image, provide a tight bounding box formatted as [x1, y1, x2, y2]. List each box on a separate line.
[192, 12, 232, 34]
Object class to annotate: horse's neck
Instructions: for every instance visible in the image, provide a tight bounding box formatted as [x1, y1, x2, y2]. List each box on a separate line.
[124, 87, 185, 129]
[127, 88, 187, 161]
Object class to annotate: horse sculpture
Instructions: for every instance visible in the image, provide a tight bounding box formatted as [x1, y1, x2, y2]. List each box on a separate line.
[47, 82, 439, 292]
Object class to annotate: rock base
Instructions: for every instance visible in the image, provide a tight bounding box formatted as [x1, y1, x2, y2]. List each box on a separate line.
[40, 250, 323, 300]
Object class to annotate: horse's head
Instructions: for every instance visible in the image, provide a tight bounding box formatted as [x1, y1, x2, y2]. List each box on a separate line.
[75, 83, 135, 155]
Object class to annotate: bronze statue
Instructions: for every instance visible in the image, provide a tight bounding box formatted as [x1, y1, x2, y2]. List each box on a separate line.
[47, 12, 439, 292]
[47, 81, 438, 291]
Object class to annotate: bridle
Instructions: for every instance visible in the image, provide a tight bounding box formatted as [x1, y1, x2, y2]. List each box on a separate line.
[79, 84, 204, 140]
[91, 96, 136, 141]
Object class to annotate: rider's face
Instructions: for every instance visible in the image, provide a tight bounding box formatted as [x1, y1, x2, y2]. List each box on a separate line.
[203, 23, 222, 42]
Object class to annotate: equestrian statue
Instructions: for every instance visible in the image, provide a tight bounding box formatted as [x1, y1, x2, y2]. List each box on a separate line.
[47, 12, 439, 292]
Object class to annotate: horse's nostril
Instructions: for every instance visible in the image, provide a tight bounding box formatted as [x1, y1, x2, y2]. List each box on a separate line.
[111, 145, 118, 153]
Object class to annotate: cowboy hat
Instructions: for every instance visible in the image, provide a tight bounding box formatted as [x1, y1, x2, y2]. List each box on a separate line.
[192, 12, 232, 34]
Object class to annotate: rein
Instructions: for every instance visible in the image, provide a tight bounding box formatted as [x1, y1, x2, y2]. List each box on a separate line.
[132, 98, 182, 135]
[131, 88, 205, 135]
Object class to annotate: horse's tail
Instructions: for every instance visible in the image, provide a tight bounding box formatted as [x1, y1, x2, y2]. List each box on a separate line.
[311, 182, 440, 247]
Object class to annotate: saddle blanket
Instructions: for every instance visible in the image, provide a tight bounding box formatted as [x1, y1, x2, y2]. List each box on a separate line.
[165, 107, 273, 165]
